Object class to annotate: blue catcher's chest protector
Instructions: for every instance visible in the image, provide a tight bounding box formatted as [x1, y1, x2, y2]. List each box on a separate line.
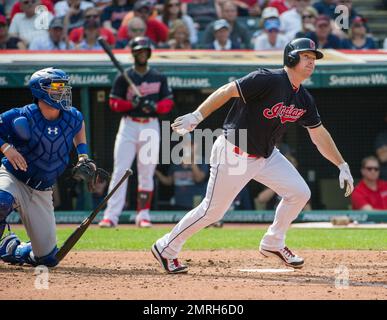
[2, 104, 83, 190]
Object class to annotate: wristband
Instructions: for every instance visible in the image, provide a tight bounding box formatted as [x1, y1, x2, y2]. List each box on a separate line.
[2, 144, 12, 153]
[192, 110, 204, 122]
[76, 143, 88, 156]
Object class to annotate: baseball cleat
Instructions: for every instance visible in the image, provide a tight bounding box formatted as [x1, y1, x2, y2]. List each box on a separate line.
[259, 246, 304, 269]
[151, 243, 188, 274]
[135, 215, 152, 228]
[98, 219, 116, 228]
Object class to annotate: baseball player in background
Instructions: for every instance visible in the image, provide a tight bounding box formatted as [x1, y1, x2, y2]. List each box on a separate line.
[151, 38, 354, 273]
[99, 36, 174, 228]
[0, 68, 101, 267]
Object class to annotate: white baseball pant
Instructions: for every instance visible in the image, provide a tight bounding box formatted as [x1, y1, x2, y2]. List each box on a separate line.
[103, 117, 160, 225]
[156, 135, 311, 258]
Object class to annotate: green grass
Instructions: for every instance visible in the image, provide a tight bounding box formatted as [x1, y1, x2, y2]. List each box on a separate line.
[12, 226, 387, 251]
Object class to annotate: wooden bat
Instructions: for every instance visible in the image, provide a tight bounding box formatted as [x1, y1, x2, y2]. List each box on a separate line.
[97, 36, 142, 97]
[55, 169, 133, 262]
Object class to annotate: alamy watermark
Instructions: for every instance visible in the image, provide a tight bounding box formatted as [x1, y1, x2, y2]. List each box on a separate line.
[34, 5, 51, 30]
[137, 121, 251, 175]
[34, 265, 49, 290]
[334, 5, 350, 31]
[334, 265, 349, 289]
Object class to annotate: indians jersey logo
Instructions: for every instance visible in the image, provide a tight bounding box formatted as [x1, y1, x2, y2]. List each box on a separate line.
[47, 126, 59, 135]
[263, 102, 307, 124]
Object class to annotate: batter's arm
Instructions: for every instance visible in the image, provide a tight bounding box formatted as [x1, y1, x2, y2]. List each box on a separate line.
[171, 82, 239, 135]
[308, 125, 354, 197]
[307, 125, 345, 166]
[196, 81, 240, 119]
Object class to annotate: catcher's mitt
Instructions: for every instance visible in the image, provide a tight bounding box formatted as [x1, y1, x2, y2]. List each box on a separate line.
[72, 158, 110, 192]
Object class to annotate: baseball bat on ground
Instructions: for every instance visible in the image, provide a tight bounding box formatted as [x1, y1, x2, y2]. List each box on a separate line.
[97, 36, 142, 97]
[55, 169, 133, 262]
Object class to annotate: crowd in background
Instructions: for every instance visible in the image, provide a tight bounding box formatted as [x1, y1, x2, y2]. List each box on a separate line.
[0, 0, 387, 50]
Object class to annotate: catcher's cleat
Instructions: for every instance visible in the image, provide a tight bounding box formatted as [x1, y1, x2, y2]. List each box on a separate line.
[98, 218, 116, 228]
[259, 246, 304, 269]
[151, 243, 188, 274]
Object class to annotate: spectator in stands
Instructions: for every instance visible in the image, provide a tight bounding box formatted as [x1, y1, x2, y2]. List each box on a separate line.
[62, 0, 86, 34]
[305, 14, 341, 48]
[294, 6, 318, 38]
[101, 0, 133, 35]
[116, 0, 168, 47]
[313, 0, 337, 19]
[186, 0, 218, 31]
[165, 19, 192, 49]
[73, 9, 106, 49]
[29, 16, 71, 49]
[341, 16, 377, 49]
[155, 141, 209, 211]
[374, 114, 387, 180]
[233, 0, 262, 17]
[204, 18, 240, 49]
[267, 0, 293, 15]
[252, 17, 287, 50]
[280, 0, 311, 41]
[8, 0, 53, 47]
[159, 0, 197, 46]
[69, 7, 115, 46]
[115, 16, 147, 48]
[202, 1, 250, 49]
[10, 0, 54, 22]
[351, 156, 387, 210]
[251, 6, 280, 45]
[384, 38, 387, 49]
[55, 0, 94, 18]
[0, 14, 26, 49]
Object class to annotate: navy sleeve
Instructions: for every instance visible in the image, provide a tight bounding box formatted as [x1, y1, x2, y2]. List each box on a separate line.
[297, 91, 322, 128]
[159, 74, 173, 101]
[236, 69, 274, 104]
[110, 72, 128, 100]
[0, 108, 21, 146]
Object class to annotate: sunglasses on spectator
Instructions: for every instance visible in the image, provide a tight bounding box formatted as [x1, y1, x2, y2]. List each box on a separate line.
[22, 0, 36, 5]
[364, 167, 380, 172]
[85, 14, 99, 19]
[352, 23, 364, 28]
[168, 3, 180, 7]
[302, 15, 314, 19]
[130, 28, 145, 32]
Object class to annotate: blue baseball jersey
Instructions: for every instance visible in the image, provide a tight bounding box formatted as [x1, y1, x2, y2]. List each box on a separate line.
[0, 104, 83, 190]
[224, 68, 322, 158]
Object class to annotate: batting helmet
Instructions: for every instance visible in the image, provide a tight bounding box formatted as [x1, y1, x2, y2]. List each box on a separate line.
[283, 38, 324, 68]
[130, 36, 152, 55]
[29, 68, 72, 111]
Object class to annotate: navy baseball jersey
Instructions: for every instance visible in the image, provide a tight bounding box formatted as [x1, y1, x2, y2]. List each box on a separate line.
[0, 104, 83, 190]
[110, 67, 173, 118]
[224, 68, 322, 158]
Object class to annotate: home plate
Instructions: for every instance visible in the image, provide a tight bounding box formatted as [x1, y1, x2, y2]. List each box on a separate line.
[238, 268, 294, 273]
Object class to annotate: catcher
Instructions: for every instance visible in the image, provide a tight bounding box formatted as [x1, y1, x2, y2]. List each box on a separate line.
[0, 68, 108, 267]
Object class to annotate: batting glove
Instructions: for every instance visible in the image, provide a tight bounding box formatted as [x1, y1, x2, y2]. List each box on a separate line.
[141, 99, 156, 114]
[171, 110, 203, 135]
[338, 162, 354, 197]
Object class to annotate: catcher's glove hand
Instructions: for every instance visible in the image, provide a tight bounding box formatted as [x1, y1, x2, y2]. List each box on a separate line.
[72, 158, 110, 192]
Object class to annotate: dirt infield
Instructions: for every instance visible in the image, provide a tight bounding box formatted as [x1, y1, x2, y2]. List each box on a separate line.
[1, 250, 386, 300]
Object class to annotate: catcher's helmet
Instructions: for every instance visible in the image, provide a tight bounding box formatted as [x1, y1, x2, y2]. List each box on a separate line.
[29, 68, 72, 111]
[130, 36, 152, 55]
[283, 38, 324, 68]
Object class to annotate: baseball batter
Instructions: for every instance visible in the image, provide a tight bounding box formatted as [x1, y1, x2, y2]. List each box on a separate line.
[0, 68, 99, 267]
[99, 36, 174, 228]
[151, 38, 355, 273]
